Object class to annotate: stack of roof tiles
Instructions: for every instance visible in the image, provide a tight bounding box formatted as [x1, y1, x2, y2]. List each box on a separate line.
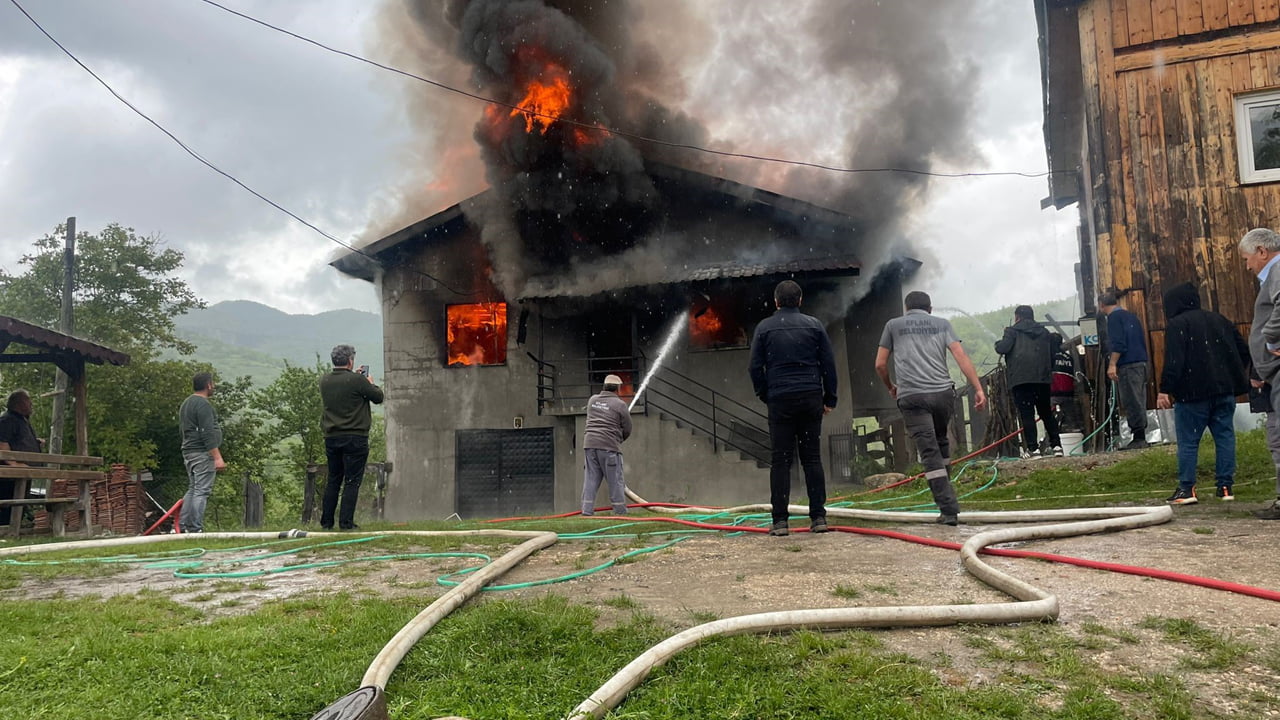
[33, 464, 143, 535]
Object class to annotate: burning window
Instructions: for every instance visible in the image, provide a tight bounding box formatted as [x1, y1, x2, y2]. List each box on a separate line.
[446, 303, 508, 367]
[689, 298, 749, 351]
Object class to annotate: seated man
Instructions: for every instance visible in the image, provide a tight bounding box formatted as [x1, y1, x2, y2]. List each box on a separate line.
[0, 389, 42, 527]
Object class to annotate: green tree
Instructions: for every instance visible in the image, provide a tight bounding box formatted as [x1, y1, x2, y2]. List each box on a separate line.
[253, 358, 327, 469]
[0, 223, 203, 358]
[0, 224, 209, 472]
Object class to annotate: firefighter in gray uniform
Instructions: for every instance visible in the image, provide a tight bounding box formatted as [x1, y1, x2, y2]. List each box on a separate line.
[580, 374, 633, 515]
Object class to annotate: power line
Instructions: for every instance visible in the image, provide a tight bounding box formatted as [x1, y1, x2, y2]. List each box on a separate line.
[6, 0, 479, 297]
[196, 0, 1055, 180]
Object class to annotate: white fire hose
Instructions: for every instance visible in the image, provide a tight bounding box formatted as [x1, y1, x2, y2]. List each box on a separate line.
[0, 503, 1175, 720]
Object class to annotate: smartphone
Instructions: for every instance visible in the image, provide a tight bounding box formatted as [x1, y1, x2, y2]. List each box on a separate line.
[357, 365, 369, 377]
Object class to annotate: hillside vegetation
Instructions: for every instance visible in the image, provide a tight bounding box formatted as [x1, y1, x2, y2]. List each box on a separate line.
[173, 300, 383, 385]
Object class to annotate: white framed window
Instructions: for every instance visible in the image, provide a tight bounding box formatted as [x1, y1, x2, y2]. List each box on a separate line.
[1235, 89, 1280, 184]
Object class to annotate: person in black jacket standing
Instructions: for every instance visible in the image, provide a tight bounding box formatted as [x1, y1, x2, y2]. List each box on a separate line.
[995, 305, 1063, 458]
[1156, 282, 1250, 505]
[749, 280, 837, 537]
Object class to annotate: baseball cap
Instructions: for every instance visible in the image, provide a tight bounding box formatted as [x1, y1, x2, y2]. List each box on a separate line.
[604, 374, 624, 386]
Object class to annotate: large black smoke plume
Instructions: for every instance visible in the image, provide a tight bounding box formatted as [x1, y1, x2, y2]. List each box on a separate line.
[370, 0, 988, 303]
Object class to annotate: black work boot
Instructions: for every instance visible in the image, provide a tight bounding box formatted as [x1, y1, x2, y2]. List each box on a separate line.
[769, 521, 789, 536]
[810, 517, 829, 533]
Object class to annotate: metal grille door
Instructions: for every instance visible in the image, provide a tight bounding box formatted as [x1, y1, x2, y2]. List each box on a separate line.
[455, 428, 554, 518]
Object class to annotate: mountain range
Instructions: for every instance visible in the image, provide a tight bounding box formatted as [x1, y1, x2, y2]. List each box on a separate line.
[171, 296, 1079, 389]
[174, 300, 383, 385]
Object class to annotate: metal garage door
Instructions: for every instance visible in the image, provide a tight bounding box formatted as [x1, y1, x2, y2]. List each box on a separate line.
[455, 428, 555, 518]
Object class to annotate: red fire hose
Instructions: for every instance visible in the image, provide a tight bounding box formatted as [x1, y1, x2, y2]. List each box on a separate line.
[559, 514, 1280, 604]
[142, 498, 182, 536]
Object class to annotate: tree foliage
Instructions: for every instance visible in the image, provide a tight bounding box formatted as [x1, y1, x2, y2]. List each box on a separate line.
[253, 358, 327, 469]
[0, 222, 383, 528]
[0, 224, 203, 358]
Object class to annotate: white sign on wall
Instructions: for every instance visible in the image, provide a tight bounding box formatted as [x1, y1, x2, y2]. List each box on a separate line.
[1079, 317, 1099, 347]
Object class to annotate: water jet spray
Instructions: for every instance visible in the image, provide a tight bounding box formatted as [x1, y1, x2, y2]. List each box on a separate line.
[629, 313, 688, 411]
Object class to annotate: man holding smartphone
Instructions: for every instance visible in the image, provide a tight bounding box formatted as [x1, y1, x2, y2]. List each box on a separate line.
[319, 344, 384, 530]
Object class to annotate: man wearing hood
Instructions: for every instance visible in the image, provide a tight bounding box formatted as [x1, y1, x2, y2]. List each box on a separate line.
[1156, 283, 1249, 504]
[995, 305, 1063, 458]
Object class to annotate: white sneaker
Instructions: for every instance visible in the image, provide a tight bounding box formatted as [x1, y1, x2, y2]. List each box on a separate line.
[1052, 446, 1064, 457]
[1019, 447, 1041, 460]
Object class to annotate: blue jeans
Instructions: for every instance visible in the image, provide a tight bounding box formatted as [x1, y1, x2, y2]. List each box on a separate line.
[1174, 394, 1236, 492]
[180, 451, 217, 533]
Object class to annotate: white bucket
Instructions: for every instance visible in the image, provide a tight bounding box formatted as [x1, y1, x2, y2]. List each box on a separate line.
[1060, 432, 1085, 456]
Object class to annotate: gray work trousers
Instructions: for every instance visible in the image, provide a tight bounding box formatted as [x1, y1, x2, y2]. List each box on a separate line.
[180, 450, 216, 533]
[1116, 363, 1148, 440]
[581, 448, 627, 515]
[1267, 385, 1280, 498]
[897, 389, 960, 516]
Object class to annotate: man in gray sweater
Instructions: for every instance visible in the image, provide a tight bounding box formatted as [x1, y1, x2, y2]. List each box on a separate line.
[1240, 228, 1280, 519]
[178, 372, 225, 533]
[580, 374, 633, 516]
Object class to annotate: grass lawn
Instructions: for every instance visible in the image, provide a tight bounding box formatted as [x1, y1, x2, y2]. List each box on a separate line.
[1, 431, 1278, 719]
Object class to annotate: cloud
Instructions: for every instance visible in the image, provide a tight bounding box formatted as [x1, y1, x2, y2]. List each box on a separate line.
[0, 0, 1080, 319]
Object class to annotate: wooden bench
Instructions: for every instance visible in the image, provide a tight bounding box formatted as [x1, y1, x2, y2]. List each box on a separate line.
[0, 450, 102, 538]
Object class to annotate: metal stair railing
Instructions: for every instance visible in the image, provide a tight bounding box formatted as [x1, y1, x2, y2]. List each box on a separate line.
[526, 352, 770, 465]
[641, 365, 771, 466]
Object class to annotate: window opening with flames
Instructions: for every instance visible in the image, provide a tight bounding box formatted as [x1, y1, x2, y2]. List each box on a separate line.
[689, 296, 749, 351]
[446, 302, 508, 367]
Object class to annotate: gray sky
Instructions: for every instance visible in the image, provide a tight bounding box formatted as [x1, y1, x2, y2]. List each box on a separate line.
[0, 0, 1079, 318]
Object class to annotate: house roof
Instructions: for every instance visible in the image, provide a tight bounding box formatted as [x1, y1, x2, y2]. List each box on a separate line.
[0, 316, 130, 366]
[519, 254, 864, 300]
[1035, 0, 1085, 209]
[331, 162, 864, 282]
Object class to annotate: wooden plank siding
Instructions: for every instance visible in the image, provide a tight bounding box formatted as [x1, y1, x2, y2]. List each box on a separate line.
[1115, 0, 1280, 40]
[1260, 0, 1280, 24]
[1154, 0, 1182, 38]
[1177, 0, 1207, 34]
[1128, 0, 1158, 45]
[1082, 0, 1280, 390]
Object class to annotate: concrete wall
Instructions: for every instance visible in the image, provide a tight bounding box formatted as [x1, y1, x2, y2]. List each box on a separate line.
[575, 411, 771, 510]
[379, 234, 893, 520]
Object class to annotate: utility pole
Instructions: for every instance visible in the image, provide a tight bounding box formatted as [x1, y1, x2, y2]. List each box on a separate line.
[49, 217, 75, 456]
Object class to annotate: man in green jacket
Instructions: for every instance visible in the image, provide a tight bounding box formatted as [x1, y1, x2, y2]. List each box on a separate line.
[178, 372, 225, 533]
[319, 344, 384, 530]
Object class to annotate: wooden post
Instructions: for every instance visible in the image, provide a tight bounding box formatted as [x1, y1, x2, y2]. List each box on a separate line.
[243, 471, 263, 528]
[71, 360, 92, 536]
[72, 360, 88, 456]
[303, 464, 318, 524]
[49, 217, 75, 456]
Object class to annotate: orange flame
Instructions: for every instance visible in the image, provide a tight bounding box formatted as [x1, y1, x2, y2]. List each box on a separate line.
[447, 303, 508, 367]
[510, 69, 572, 134]
[689, 304, 747, 349]
[692, 308, 723, 337]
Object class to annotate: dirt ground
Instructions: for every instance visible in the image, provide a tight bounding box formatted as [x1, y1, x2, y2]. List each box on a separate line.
[6, 493, 1280, 716]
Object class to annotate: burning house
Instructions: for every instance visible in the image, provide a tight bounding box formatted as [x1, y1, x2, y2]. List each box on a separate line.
[330, 0, 935, 520]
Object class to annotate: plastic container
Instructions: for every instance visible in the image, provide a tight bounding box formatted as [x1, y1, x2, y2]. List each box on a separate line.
[1060, 432, 1085, 456]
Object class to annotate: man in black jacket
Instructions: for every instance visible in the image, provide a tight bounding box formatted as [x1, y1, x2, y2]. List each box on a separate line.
[749, 280, 837, 537]
[319, 344, 384, 530]
[995, 305, 1063, 458]
[1156, 282, 1250, 505]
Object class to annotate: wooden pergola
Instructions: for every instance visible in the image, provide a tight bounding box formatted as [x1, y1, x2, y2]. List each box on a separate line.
[0, 316, 130, 536]
[0, 315, 129, 455]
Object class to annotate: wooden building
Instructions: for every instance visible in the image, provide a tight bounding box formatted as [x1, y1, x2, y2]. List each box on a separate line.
[1038, 0, 1280, 376]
